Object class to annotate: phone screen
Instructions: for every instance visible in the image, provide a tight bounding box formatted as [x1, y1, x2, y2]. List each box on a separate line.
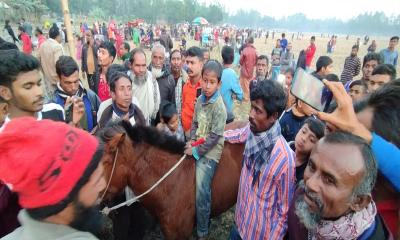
[290, 68, 332, 112]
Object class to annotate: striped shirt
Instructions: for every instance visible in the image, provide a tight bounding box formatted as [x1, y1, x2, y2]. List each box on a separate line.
[235, 136, 296, 239]
[340, 56, 361, 84]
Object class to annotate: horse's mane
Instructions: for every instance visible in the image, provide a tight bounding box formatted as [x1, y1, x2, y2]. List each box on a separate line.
[98, 120, 186, 155]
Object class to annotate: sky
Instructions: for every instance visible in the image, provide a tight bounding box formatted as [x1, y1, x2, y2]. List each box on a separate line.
[202, 0, 400, 21]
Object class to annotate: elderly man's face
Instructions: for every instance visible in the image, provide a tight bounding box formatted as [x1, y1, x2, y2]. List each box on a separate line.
[152, 48, 165, 69]
[131, 52, 147, 77]
[256, 59, 268, 78]
[296, 140, 366, 229]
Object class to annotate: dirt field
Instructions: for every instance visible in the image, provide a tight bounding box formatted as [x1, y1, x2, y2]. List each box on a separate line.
[5, 30, 397, 239]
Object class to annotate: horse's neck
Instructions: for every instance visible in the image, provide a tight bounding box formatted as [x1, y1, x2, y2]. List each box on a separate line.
[126, 143, 187, 194]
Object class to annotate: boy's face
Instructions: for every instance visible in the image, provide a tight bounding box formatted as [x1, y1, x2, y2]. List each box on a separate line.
[0, 70, 44, 115]
[201, 70, 221, 99]
[166, 114, 179, 132]
[295, 123, 318, 155]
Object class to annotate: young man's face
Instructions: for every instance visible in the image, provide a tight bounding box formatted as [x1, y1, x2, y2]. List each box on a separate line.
[97, 48, 114, 67]
[111, 77, 133, 112]
[389, 38, 399, 49]
[368, 74, 391, 92]
[249, 99, 276, 134]
[186, 56, 203, 79]
[349, 85, 367, 102]
[201, 70, 221, 99]
[119, 45, 128, 56]
[170, 52, 182, 74]
[362, 60, 378, 81]
[256, 59, 268, 78]
[203, 51, 210, 62]
[321, 64, 333, 76]
[60, 71, 80, 96]
[0, 70, 44, 115]
[350, 48, 358, 57]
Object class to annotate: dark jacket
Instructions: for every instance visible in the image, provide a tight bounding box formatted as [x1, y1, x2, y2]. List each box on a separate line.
[286, 188, 394, 240]
[53, 86, 101, 132]
[81, 43, 99, 75]
[148, 64, 175, 105]
[0, 184, 20, 238]
[98, 103, 146, 129]
[159, 33, 173, 53]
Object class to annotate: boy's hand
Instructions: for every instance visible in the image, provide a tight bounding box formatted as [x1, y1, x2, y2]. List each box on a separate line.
[184, 146, 193, 156]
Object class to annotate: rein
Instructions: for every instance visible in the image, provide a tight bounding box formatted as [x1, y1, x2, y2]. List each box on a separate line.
[99, 148, 119, 202]
[101, 153, 187, 215]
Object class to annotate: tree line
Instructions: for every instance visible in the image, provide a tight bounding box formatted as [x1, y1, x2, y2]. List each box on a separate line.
[2, 0, 399, 36]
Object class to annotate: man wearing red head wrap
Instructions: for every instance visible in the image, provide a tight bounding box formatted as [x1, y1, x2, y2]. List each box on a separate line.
[0, 118, 107, 240]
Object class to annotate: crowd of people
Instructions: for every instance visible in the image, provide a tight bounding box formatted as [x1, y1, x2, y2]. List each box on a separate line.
[0, 16, 399, 240]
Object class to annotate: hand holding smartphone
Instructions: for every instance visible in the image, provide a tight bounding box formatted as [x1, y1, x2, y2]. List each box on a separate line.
[290, 68, 333, 112]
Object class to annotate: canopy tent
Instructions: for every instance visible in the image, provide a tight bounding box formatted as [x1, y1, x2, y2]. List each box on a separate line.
[192, 17, 208, 25]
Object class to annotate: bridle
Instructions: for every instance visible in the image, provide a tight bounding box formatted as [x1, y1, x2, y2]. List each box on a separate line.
[101, 152, 188, 215]
[99, 148, 119, 202]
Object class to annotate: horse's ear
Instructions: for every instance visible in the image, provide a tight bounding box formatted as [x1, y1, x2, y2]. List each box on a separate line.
[109, 133, 126, 152]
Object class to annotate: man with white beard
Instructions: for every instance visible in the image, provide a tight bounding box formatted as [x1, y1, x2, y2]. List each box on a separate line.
[128, 48, 160, 124]
[148, 44, 176, 105]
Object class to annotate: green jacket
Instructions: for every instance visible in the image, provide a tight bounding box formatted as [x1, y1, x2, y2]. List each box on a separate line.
[191, 91, 227, 162]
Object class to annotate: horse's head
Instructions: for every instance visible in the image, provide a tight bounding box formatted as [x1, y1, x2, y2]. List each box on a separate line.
[97, 121, 133, 202]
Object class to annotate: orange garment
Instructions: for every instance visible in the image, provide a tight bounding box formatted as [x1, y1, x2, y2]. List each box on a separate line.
[181, 79, 201, 132]
[240, 76, 251, 102]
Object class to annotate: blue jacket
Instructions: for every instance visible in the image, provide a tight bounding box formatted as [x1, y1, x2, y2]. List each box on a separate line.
[371, 132, 400, 191]
[220, 68, 243, 113]
[53, 88, 101, 132]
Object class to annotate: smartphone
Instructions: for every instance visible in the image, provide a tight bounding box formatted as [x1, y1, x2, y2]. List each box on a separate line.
[196, 88, 202, 98]
[290, 68, 333, 112]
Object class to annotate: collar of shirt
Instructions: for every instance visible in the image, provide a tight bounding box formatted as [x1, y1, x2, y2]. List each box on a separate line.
[200, 90, 220, 105]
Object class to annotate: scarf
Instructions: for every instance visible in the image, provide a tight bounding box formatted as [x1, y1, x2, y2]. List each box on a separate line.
[244, 121, 281, 186]
[56, 81, 84, 99]
[309, 202, 377, 240]
[112, 101, 136, 126]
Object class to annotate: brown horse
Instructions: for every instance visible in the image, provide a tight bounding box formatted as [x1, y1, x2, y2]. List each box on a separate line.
[98, 120, 245, 239]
